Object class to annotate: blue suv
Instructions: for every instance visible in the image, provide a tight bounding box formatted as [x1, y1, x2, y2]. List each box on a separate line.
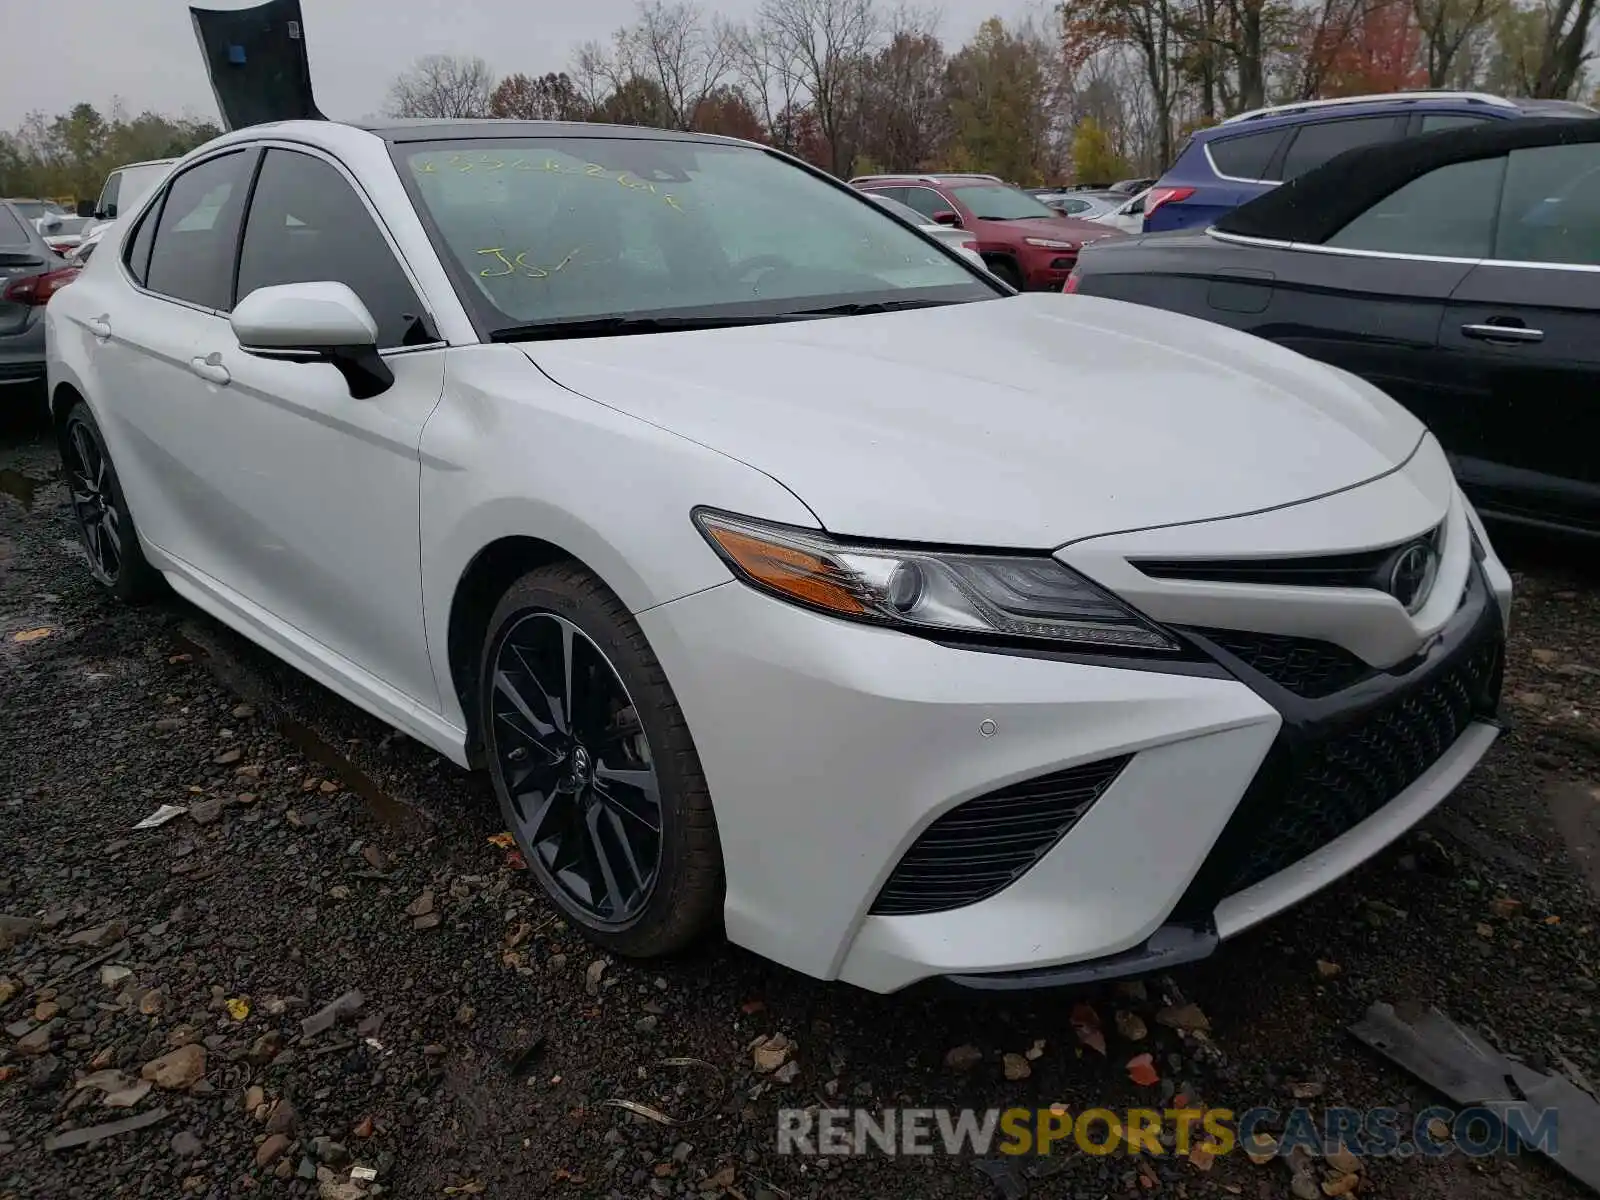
[1144, 90, 1597, 232]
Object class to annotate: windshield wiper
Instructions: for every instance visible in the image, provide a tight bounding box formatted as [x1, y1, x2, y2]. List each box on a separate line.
[778, 298, 966, 318]
[489, 313, 789, 342]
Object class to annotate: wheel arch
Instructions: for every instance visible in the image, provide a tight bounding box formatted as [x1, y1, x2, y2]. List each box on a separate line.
[50, 380, 85, 429]
[446, 535, 578, 765]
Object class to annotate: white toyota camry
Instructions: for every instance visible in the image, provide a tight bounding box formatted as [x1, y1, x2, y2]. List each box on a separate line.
[47, 119, 1513, 993]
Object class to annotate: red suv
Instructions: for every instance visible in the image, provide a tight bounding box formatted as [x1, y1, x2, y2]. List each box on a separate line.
[850, 173, 1126, 291]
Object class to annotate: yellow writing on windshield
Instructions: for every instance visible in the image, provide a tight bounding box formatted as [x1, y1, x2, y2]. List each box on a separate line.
[412, 154, 685, 212]
[474, 247, 583, 279]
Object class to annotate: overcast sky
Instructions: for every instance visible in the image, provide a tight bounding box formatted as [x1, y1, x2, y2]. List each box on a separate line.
[0, 0, 1049, 128]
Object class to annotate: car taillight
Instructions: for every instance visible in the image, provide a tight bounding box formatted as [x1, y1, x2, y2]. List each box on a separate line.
[1143, 187, 1195, 218]
[1064, 269, 1081, 294]
[3, 266, 80, 306]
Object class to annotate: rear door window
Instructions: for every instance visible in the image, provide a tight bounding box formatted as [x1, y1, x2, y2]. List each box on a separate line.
[143, 150, 256, 311]
[1206, 130, 1287, 182]
[1279, 116, 1402, 181]
[1494, 142, 1600, 266]
[900, 186, 954, 219]
[1325, 155, 1505, 258]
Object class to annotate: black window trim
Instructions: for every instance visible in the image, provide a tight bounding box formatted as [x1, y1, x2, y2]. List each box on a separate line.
[121, 138, 446, 353]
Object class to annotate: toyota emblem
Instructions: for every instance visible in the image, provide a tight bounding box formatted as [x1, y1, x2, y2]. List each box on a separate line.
[1388, 542, 1438, 613]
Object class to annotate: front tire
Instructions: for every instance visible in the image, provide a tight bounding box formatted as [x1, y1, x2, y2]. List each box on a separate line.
[59, 401, 161, 603]
[478, 562, 722, 957]
[987, 257, 1024, 291]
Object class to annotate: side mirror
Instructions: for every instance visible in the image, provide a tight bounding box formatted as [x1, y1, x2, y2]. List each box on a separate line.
[931, 210, 962, 227]
[102, 203, 117, 220]
[231, 281, 394, 399]
[76, 200, 95, 218]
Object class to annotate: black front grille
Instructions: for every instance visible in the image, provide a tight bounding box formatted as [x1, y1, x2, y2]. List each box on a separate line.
[1195, 629, 1373, 698]
[870, 756, 1130, 917]
[1134, 524, 1444, 592]
[1175, 621, 1503, 912]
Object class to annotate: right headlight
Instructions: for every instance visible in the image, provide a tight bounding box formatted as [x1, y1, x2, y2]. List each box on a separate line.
[693, 509, 1181, 653]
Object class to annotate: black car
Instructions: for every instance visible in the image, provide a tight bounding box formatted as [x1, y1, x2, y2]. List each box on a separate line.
[1070, 117, 1600, 539]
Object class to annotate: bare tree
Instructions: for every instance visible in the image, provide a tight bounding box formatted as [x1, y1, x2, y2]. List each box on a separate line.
[760, 0, 883, 174]
[1411, 0, 1497, 85]
[385, 55, 496, 119]
[620, 1, 737, 129]
[1533, 0, 1599, 96]
[730, 17, 807, 150]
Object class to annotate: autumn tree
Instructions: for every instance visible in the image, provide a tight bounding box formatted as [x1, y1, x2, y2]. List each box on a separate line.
[691, 85, 768, 138]
[857, 29, 950, 172]
[1072, 116, 1129, 181]
[1063, 0, 1183, 166]
[945, 18, 1059, 183]
[0, 102, 219, 201]
[488, 72, 589, 121]
[385, 54, 495, 118]
[759, 0, 882, 175]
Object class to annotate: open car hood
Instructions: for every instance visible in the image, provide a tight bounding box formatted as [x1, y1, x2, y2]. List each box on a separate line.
[191, 0, 325, 131]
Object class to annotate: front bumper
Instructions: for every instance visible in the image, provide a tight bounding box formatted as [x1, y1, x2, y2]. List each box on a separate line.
[640, 483, 1509, 993]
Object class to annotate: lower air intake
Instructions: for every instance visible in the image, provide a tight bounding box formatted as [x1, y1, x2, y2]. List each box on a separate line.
[869, 756, 1130, 917]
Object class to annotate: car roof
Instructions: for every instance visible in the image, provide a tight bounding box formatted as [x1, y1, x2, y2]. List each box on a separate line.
[1196, 91, 1595, 140]
[1214, 115, 1600, 243]
[360, 119, 750, 147]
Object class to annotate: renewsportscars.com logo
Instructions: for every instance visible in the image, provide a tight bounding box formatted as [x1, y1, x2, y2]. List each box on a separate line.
[776, 1104, 1560, 1160]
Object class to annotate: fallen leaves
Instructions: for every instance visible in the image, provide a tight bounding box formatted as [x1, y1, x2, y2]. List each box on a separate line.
[1002, 1052, 1031, 1081]
[1125, 1053, 1159, 1086]
[1155, 1002, 1210, 1033]
[1070, 1003, 1106, 1055]
[1315, 959, 1342, 978]
[225, 997, 250, 1021]
[1114, 1010, 1148, 1041]
[944, 1044, 982, 1072]
[487, 832, 516, 849]
[751, 1033, 792, 1074]
[12, 626, 54, 643]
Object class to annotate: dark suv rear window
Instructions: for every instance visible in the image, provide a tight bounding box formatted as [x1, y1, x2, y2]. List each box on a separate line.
[1207, 130, 1285, 181]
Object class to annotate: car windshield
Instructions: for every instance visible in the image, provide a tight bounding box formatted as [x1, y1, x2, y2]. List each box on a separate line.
[398, 136, 996, 335]
[951, 184, 1058, 220]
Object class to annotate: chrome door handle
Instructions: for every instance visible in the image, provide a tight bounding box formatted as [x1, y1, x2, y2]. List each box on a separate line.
[87, 315, 111, 339]
[189, 352, 231, 386]
[1461, 323, 1543, 344]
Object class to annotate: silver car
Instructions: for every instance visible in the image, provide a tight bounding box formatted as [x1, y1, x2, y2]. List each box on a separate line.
[0, 202, 77, 396]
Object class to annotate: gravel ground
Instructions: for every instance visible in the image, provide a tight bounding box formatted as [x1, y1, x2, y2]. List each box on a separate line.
[2, 414, 1598, 1200]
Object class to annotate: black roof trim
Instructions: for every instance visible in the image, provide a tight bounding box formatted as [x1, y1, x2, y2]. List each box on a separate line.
[1213, 116, 1600, 245]
[363, 119, 749, 147]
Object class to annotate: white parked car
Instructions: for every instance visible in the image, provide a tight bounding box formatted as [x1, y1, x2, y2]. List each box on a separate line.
[1093, 187, 1151, 235]
[865, 191, 988, 271]
[48, 120, 1512, 993]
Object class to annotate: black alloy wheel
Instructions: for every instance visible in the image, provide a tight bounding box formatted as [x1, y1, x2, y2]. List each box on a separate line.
[63, 413, 122, 584]
[59, 401, 158, 601]
[490, 611, 663, 924]
[479, 563, 722, 955]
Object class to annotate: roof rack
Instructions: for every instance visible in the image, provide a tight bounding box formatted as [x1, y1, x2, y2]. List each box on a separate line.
[847, 172, 1003, 185]
[1218, 90, 1516, 126]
